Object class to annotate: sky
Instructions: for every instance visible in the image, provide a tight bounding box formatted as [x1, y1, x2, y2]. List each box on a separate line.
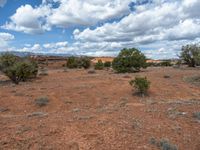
[0, 0, 200, 59]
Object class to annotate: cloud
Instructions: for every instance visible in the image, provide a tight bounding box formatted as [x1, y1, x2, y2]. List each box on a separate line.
[18, 41, 69, 53]
[2, 4, 51, 34]
[43, 41, 68, 49]
[47, 0, 131, 27]
[0, 32, 14, 50]
[71, 0, 200, 59]
[2, 0, 131, 34]
[18, 44, 42, 52]
[0, 0, 7, 7]
[2, 0, 200, 59]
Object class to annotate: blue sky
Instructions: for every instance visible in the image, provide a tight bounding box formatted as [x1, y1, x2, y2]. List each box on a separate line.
[0, 0, 200, 59]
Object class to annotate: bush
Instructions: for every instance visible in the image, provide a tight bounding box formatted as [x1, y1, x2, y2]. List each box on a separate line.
[129, 77, 150, 96]
[35, 96, 49, 107]
[0, 53, 18, 71]
[180, 44, 200, 67]
[66, 56, 91, 69]
[94, 60, 104, 70]
[193, 112, 200, 120]
[183, 75, 200, 86]
[160, 61, 172, 67]
[4, 61, 38, 84]
[158, 139, 178, 150]
[150, 138, 178, 150]
[112, 48, 147, 73]
[66, 56, 78, 68]
[104, 61, 111, 67]
[78, 57, 91, 69]
[0, 53, 38, 84]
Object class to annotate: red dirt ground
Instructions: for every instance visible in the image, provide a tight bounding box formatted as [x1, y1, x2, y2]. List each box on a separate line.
[0, 66, 200, 150]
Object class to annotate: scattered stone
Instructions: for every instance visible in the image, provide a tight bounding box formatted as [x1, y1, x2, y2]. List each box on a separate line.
[72, 108, 80, 112]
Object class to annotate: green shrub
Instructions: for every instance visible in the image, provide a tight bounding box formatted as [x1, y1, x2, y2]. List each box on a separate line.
[159, 139, 178, 150]
[0, 53, 38, 84]
[0, 53, 18, 71]
[4, 61, 38, 84]
[180, 44, 200, 67]
[147, 62, 157, 67]
[95, 60, 104, 70]
[112, 48, 147, 73]
[66, 56, 78, 68]
[193, 112, 200, 120]
[78, 57, 91, 69]
[66, 56, 91, 69]
[35, 96, 49, 107]
[3, 63, 22, 84]
[150, 138, 178, 150]
[29, 60, 38, 78]
[104, 61, 111, 67]
[160, 61, 172, 67]
[129, 77, 150, 96]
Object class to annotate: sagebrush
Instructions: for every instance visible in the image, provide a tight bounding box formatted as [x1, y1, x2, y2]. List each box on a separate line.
[0, 53, 38, 84]
[66, 56, 91, 69]
[95, 60, 104, 70]
[129, 76, 150, 96]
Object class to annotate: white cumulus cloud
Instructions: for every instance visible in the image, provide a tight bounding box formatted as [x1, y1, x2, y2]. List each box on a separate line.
[0, 32, 15, 50]
[2, 0, 200, 59]
[2, 4, 51, 34]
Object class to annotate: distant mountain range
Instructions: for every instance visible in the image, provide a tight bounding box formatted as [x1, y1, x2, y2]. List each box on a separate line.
[0, 51, 179, 61]
[0, 51, 75, 57]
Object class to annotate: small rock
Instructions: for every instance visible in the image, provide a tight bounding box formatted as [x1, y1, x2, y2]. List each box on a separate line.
[163, 75, 171, 78]
[77, 115, 93, 120]
[72, 108, 80, 112]
[64, 100, 73, 104]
